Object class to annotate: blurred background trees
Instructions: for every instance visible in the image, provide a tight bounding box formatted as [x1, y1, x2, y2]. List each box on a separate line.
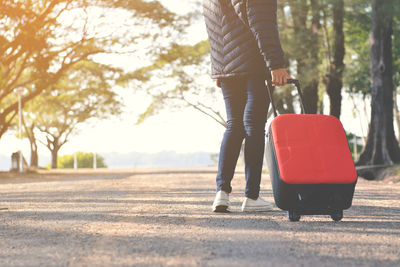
[1, 0, 400, 171]
[357, 0, 400, 165]
[57, 152, 106, 169]
[0, 0, 187, 168]
[24, 60, 122, 169]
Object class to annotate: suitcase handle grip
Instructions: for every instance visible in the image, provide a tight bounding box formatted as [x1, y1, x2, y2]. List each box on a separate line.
[287, 79, 299, 86]
[266, 76, 307, 117]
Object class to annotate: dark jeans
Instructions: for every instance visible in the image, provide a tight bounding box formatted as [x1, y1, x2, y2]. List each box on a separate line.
[216, 75, 270, 199]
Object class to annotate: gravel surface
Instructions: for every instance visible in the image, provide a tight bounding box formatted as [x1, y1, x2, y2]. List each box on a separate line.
[0, 168, 399, 266]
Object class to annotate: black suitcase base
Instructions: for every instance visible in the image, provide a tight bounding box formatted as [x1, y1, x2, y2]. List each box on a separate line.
[266, 129, 357, 222]
[287, 208, 344, 222]
[269, 178, 356, 222]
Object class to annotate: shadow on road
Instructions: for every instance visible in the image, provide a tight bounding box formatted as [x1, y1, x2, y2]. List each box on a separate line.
[0, 171, 399, 266]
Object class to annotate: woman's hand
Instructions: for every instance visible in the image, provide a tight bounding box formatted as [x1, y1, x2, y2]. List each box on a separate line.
[216, 78, 221, 88]
[271, 68, 292, 86]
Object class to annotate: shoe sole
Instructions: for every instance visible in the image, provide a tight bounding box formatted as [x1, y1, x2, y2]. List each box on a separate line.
[213, 205, 230, 213]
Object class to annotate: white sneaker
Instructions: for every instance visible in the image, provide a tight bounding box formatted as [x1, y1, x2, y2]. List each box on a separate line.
[241, 196, 274, 212]
[212, 191, 230, 212]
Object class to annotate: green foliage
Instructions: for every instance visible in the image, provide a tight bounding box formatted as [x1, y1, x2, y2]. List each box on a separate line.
[1, 0, 189, 168]
[346, 131, 364, 161]
[343, 0, 400, 94]
[118, 40, 210, 84]
[98, 0, 178, 27]
[0, 0, 183, 139]
[26, 59, 123, 135]
[393, 3, 400, 88]
[0, 0, 106, 138]
[23, 58, 123, 168]
[210, 153, 219, 166]
[58, 152, 107, 169]
[120, 40, 223, 126]
[343, 0, 371, 95]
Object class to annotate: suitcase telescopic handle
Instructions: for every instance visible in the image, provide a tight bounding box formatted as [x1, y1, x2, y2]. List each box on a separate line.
[266, 76, 308, 117]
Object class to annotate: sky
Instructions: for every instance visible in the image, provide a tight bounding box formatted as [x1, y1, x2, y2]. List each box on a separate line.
[0, 0, 375, 169]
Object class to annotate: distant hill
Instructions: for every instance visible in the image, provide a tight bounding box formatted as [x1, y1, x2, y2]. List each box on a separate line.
[103, 151, 216, 168]
[0, 154, 10, 171]
[0, 151, 216, 170]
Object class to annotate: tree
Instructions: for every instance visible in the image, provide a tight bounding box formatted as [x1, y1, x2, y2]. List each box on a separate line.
[21, 115, 39, 167]
[343, 0, 371, 96]
[391, 4, 400, 139]
[324, 0, 345, 118]
[0, 1, 104, 139]
[118, 40, 228, 126]
[284, 0, 322, 114]
[357, 0, 400, 166]
[0, 0, 182, 141]
[27, 60, 121, 169]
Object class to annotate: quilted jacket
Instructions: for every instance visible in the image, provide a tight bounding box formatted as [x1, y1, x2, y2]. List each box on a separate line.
[203, 0, 286, 79]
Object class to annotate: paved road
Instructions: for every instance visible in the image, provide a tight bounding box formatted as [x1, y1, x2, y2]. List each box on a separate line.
[0, 168, 399, 266]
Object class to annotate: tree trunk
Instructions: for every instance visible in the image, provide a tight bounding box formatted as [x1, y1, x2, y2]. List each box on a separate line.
[302, 81, 319, 114]
[326, 0, 345, 119]
[48, 135, 61, 169]
[394, 86, 400, 139]
[309, 0, 321, 114]
[357, 0, 400, 166]
[288, 0, 320, 114]
[22, 118, 39, 168]
[28, 124, 39, 168]
[30, 141, 38, 168]
[51, 146, 60, 169]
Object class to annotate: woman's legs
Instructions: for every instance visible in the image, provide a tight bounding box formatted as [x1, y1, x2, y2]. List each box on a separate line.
[243, 76, 270, 199]
[216, 75, 270, 197]
[216, 77, 246, 194]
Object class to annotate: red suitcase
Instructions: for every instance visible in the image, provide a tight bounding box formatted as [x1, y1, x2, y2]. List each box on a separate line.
[265, 79, 358, 221]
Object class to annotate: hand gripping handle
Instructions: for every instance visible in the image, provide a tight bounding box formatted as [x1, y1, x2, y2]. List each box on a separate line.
[266, 78, 307, 117]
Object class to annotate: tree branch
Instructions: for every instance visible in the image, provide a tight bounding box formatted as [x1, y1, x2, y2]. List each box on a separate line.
[178, 93, 226, 128]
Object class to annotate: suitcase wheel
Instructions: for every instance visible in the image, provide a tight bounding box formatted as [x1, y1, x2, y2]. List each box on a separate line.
[330, 210, 343, 222]
[288, 210, 301, 222]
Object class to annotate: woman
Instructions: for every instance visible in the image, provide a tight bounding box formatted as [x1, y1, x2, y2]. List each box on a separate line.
[203, 0, 292, 212]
